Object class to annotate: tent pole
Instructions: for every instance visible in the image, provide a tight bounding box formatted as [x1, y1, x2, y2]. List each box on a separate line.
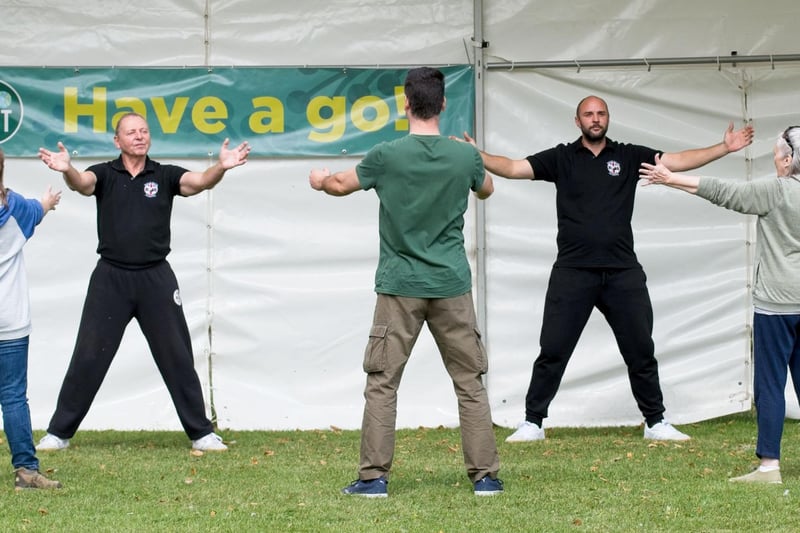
[486, 53, 800, 70]
[472, 0, 488, 347]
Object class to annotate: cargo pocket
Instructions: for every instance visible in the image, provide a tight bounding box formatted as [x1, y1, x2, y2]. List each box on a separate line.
[363, 324, 388, 373]
[474, 327, 488, 374]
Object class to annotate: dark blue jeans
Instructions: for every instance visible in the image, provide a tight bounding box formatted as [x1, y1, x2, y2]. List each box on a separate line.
[752, 312, 800, 460]
[0, 336, 38, 470]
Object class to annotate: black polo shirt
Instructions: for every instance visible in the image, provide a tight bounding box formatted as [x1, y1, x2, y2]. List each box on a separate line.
[527, 138, 659, 269]
[87, 156, 187, 269]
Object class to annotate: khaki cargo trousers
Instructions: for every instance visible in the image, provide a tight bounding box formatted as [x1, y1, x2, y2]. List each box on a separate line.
[357, 292, 500, 483]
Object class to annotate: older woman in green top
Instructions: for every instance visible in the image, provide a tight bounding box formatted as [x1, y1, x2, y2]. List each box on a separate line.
[639, 126, 800, 484]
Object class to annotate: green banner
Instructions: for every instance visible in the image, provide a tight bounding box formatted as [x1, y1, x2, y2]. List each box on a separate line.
[0, 65, 474, 158]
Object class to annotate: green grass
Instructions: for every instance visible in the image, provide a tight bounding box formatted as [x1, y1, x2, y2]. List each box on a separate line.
[1, 411, 798, 532]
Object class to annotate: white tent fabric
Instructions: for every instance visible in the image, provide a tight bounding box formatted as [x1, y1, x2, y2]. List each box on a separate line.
[2, 0, 800, 431]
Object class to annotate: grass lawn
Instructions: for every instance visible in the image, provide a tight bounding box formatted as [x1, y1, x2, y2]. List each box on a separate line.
[1, 411, 799, 532]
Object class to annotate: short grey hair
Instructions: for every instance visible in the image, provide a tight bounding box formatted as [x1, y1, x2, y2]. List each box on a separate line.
[779, 126, 800, 176]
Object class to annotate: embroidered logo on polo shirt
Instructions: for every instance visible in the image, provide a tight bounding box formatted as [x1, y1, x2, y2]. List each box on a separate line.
[606, 160, 621, 176]
[173, 289, 182, 306]
[143, 181, 159, 198]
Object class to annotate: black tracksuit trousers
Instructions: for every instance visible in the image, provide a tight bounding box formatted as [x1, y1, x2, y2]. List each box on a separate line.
[524, 266, 666, 427]
[47, 259, 214, 440]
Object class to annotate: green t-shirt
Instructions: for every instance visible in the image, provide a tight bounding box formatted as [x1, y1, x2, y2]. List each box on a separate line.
[356, 134, 485, 298]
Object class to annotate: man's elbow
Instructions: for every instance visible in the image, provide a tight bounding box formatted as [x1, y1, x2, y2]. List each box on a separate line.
[475, 180, 494, 199]
[325, 187, 350, 197]
[70, 182, 94, 196]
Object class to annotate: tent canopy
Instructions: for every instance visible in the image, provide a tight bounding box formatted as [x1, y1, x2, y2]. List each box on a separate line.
[2, 0, 799, 431]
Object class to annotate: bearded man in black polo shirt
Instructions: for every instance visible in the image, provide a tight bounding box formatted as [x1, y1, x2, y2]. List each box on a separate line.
[36, 112, 250, 452]
[460, 95, 753, 442]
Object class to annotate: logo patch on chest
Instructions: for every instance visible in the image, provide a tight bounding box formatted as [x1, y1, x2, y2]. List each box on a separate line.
[143, 181, 159, 198]
[606, 160, 621, 176]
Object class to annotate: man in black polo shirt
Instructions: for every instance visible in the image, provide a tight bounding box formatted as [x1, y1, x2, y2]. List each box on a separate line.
[35, 112, 250, 452]
[461, 95, 753, 442]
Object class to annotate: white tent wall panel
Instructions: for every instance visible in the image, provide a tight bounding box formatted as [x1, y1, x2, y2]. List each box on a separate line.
[484, 0, 800, 61]
[0, 0, 477, 67]
[207, 158, 384, 430]
[0, 0, 208, 66]
[2, 1, 799, 431]
[209, 0, 477, 66]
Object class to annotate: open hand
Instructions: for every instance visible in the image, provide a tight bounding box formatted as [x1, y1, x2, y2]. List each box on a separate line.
[38, 142, 72, 173]
[448, 131, 478, 146]
[639, 154, 673, 185]
[723, 121, 754, 153]
[219, 139, 251, 170]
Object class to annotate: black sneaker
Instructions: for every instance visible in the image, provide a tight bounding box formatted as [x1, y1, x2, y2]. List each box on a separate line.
[341, 476, 388, 498]
[474, 475, 503, 496]
[14, 468, 62, 490]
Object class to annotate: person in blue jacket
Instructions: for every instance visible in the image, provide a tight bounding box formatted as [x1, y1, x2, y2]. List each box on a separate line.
[0, 148, 62, 489]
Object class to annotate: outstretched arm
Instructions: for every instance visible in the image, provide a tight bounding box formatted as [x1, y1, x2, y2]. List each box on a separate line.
[180, 138, 251, 196]
[309, 167, 362, 196]
[38, 142, 96, 196]
[659, 122, 753, 172]
[639, 154, 700, 193]
[39, 186, 62, 216]
[456, 132, 534, 179]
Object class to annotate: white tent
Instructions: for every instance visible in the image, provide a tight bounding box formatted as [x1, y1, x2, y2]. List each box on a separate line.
[2, 0, 799, 431]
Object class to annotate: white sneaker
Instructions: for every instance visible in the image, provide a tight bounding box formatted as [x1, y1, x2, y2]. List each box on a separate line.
[729, 468, 782, 484]
[643, 421, 690, 441]
[191, 432, 228, 451]
[505, 421, 545, 442]
[36, 433, 70, 451]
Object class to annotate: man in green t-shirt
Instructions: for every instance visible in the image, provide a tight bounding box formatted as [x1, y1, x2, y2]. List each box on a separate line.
[309, 67, 500, 497]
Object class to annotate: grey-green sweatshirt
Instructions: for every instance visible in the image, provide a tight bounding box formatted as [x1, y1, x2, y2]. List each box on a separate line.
[697, 175, 800, 312]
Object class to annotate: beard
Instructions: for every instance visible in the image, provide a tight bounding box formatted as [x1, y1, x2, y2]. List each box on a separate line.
[581, 124, 607, 142]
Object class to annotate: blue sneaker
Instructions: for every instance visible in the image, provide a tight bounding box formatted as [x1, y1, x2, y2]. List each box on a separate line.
[341, 476, 388, 498]
[474, 476, 504, 496]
